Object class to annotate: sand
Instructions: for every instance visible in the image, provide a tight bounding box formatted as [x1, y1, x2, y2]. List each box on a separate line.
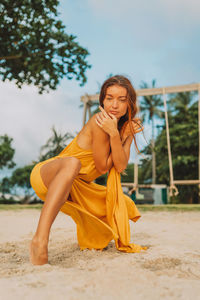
[0, 209, 200, 300]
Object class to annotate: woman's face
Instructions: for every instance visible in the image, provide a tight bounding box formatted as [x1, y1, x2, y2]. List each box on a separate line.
[103, 85, 128, 120]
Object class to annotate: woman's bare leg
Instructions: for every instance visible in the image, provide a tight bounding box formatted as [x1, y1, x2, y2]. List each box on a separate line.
[30, 157, 81, 265]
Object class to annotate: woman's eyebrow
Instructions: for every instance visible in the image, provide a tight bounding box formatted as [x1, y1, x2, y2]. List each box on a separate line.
[106, 94, 127, 98]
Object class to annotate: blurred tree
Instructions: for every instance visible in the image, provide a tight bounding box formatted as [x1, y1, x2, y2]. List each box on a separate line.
[9, 164, 34, 203]
[95, 173, 107, 186]
[1, 127, 74, 202]
[168, 91, 196, 116]
[0, 0, 91, 93]
[139, 79, 164, 184]
[0, 134, 16, 169]
[38, 125, 74, 161]
[140, 92, 198, 203]
[0, 134, 15, 198]
[121, 163, 134, 183]
[95, 163, 135, 186]
[0, 177, 11, 196]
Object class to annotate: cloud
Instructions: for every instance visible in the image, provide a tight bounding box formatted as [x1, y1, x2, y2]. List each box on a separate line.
[0, 81, 84, 168]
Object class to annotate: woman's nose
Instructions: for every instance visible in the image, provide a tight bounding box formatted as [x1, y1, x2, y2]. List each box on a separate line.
[112, 100, 118, 108]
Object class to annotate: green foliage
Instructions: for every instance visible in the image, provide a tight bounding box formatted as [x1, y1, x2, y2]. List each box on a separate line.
[139, 79, 164, 122]
[0, 164, 35, 202]
[0, 0, 91, 93]
[139, 79, 165, 184]
[0, 127, 74, 202]
[1, 203, 200, 211]
[155, 95, 198, 184]
[139, 92, 199, 203]
[0, 177, 11, 194]
[95, 163, 135, 186]
[39, 126, 75, 161]
[121, 163, 134, 183]
[0, 134, 16, 169]
[9, 164, 34, 195]
[6, 164, 35, 203]
[94, 163, 134, 186]
[95, 173, 107, 185]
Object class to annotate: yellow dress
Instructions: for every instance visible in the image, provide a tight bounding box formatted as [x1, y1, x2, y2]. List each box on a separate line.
[30, 135, 147, 253]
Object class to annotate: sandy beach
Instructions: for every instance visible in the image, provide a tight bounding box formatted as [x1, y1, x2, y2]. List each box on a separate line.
[0, 208, 200, 300]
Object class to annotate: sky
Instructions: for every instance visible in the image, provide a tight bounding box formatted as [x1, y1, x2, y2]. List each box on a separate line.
[1, 0, 200, 177]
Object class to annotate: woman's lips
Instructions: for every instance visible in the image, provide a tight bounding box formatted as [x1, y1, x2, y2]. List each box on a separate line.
[109, 111, 118, 114]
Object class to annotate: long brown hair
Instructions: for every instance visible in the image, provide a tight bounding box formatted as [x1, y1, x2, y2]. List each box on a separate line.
[99, 75, 143, 153]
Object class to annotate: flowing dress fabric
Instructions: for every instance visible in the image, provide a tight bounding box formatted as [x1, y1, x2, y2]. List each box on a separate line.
[30, 135, 147, 252]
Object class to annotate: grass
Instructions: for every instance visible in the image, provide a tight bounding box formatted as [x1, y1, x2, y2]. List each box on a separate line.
[0, 204, 43, 210]
[0, 204, 200, 211]
[137, 204, 200, 211]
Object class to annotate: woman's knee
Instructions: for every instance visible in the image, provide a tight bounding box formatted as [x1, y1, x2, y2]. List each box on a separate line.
[61, 157, 81, 176]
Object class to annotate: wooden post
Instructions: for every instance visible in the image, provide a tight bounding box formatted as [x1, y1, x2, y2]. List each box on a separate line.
[134, 156, 139, 198]
[163, 88, 176, 196]
[88, 104, 92, 119]
[82, 102, 87, 126]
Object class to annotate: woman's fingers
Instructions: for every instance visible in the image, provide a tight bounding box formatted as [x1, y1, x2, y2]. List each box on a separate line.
[99, 106, 110, 119]
[95, 113, 103, 126]
[96, 110, 108, 124]
[108, 112, 117, 120]
[98, 106, 117, 122]
[95, 117, 102, 127]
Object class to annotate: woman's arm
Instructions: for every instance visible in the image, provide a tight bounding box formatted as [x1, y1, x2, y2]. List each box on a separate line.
[91, 115, 111, 174]
[109, 132, 133, 172]
[106, 135, 133, 172]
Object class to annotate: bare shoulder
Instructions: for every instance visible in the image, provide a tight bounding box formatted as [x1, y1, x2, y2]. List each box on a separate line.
[76, 114, 109, 150]
[80, 114, 100, 132]
[89, 114, 110, 140]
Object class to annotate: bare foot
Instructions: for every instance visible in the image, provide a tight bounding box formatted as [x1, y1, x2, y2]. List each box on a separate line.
[29, 237, 48, 265]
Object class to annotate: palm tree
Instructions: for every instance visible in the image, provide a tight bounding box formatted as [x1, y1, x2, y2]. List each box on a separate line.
[39, 126, 74, 161]
[169, 91, 196, 118]
[139, 79, 164, 184]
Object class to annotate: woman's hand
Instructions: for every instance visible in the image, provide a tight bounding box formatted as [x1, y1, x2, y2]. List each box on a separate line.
[121, 120, 144, 144]
[95, 106, 119, 137]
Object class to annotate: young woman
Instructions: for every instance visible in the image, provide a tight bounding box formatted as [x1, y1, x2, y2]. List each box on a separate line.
[30, 75, 147, 265]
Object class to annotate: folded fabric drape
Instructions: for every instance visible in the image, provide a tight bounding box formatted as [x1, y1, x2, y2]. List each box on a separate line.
[30, 135, 147, 253]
